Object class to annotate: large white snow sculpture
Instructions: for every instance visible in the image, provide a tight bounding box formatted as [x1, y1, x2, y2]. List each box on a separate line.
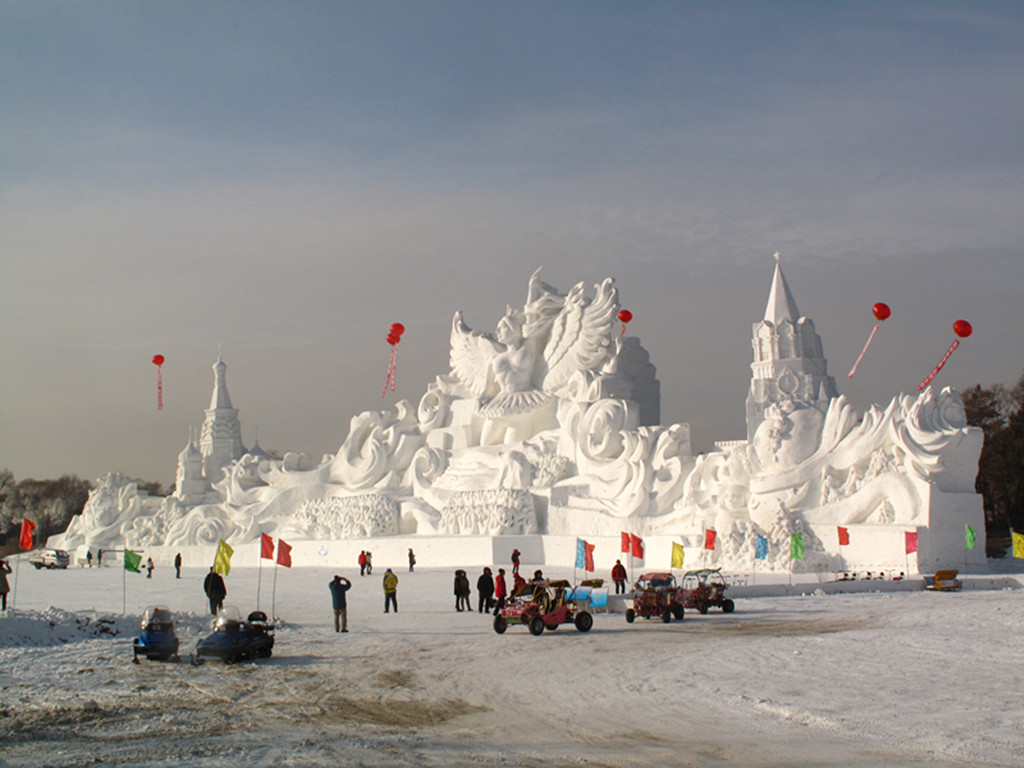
[51, 262, 985, 574]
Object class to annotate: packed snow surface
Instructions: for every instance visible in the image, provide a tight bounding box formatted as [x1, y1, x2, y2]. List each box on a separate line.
[1, 562, 1022, 767]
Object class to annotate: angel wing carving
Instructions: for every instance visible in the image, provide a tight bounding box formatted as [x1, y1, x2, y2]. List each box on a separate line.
[538, 277, 618, 392]
[449, 311, 502, 397]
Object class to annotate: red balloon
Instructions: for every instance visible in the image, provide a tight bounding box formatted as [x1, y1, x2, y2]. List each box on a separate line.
[618, 309, 633, 323]
[872, 303, 891, 322]
[390, 323, 405, 336]
[151, 354, 165, 366]
[386, 332, 400, 346]
[953, 319, 973, 338]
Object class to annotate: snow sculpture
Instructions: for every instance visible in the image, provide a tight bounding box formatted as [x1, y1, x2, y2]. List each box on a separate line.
[51, 261, 984, 574]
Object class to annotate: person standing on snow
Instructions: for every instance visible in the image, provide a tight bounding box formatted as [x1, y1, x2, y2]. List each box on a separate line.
[511, 548, 521, 575]
[174, 552, 182, 579]
[382, 568, 398, 613]
[408, 548, 416, 572]
[0, 558, 11, 611]
[493, 568, 507, 615]
[477, 567, 495, 613]
[329, 574, 352, 632]
[358, 551, 367, 576]
[611, 559, 628, 594]
[454, 569, 471, 611]
[203, 567, 227, 616]
[146, 558, 154, 579]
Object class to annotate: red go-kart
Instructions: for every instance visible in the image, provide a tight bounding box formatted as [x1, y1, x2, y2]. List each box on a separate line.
[626, 572, 684, 624]
[494, 579, 594, 635]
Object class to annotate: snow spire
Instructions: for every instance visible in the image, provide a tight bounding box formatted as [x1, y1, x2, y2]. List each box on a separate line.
[763, 252, 801, 325]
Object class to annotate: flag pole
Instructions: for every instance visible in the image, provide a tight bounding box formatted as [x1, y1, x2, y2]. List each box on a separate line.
[257, 554, 263, 612]
[272, 561, 279, 620]
[12, 556, 22, 611]
[122, 555, 127, 615]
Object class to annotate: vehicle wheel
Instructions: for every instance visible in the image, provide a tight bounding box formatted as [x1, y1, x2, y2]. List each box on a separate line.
[545, 623, 559, 631]
[722, 599, 735, 613]
[528, 615, 545, 636]
[698, 600, 709, 615]
[260, 646, 272, 658]
[574, 611, 593, 632]
[625, 608, 635, 624]
[661, 608, 672, 624]
[672, 604, 685, 621]
[32, 563, 42, 570]
[493, 616, 508, 634]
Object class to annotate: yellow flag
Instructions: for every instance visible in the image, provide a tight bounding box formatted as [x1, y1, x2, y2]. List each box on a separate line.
[213, 539, 234, 575]
[1013, 531, 1024, 559]
[671, 542, 685, 569]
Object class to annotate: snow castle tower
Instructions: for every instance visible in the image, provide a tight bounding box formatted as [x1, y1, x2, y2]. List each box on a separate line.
[199, 355, 245, 482]
[746, 253, 838, 440]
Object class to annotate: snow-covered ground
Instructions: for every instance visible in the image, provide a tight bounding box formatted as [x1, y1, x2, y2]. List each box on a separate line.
[1, 560, 1022, 768]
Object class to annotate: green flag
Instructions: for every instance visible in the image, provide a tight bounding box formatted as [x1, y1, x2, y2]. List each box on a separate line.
[124, 549, 142, 573]
[965, 524, 976, 551]
[790, 533, 804, 560]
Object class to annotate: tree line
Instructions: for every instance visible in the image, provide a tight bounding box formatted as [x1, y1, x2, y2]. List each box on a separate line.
[0, 470, 165, 554]
[1, 375, 1021, 558]
[962, 371, 1024, 557]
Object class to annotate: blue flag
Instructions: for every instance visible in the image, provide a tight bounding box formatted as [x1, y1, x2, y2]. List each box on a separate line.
[755, 535, 768, 560]
[575, 538, 586, 569]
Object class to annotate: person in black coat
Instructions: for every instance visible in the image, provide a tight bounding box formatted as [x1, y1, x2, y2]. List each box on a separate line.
[454, 569, 471, 611]
[477, 567, 495, 613]
[203, 567, 227, 616]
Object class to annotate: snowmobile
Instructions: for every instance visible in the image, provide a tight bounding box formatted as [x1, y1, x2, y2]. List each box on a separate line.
[132, 606, 180, 663]
[192, 607, 274, 664]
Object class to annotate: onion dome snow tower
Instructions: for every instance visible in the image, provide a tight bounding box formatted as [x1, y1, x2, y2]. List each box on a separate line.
[746, 253, 838, 440]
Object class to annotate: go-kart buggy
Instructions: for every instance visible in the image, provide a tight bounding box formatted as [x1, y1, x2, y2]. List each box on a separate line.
[680, 568, 735, 614]
[132, 605, 180, 663]
[625, 572, 684, 624]
[494, 579, 593, 635]
[193, 607, 274, 663]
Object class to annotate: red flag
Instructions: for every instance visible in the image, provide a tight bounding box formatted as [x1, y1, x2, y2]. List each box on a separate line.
[260, 532, 275, 560]
[19, 518, 36, 550]
[837, 526, 850, 546]
[276, 540, 292, 573]
[905, 531, 918, 554]
[583, 540, 595, 572]
[621, 531, 631, 553]
[630, 534, 644, 559]
[704, 529, 717, 551]
[276, 539, 292, 568]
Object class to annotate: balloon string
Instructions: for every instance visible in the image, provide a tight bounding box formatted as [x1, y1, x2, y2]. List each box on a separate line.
[157, 367, 163, 410]
[391, 348, 397, 392]
[916, 338, 960, 391]
[847, 323, 880, 378]
[381, 348, 397, 398]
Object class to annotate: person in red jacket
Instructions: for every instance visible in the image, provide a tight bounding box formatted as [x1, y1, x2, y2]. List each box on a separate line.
[511, 548, 521, 575]
[611, 559, 628, 594]
[358, 551, 367, 576]
[492, 568, 507, 615]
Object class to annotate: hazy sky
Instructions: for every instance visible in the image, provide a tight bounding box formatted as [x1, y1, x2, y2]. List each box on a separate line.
[2, 1, 1022, 486]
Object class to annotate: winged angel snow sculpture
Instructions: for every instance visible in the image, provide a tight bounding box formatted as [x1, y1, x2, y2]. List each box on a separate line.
[450, 268, 620, 446]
